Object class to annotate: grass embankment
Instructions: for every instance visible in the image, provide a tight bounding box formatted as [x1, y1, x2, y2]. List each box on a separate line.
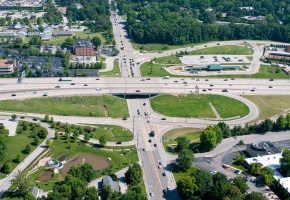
[150, 94, 249, 119]
[132, 42, 198, 52]
[244, 95, 290, 123]
[0, 95, 129, 118]
[172, 166, 197, 183]
[0, 121, 45, 179]
[56, 123, 133, 142]
[187, 45, 253, 55]
[98, 60, 120, 77]
[162, 127, 203, 153]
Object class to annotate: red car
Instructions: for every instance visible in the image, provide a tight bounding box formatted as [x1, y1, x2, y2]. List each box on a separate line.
[146, 78, 151, 80]
[154, 144, 157, 147]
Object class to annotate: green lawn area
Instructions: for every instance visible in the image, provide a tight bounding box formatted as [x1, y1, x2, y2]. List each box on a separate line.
[98, 55, 106, 62]
[244, 95, 290, 123]
[56, 123, 133, 142]
[0, 95, 129, 118]
[98, 60, 121, 77]
[51, 138, 138, 172]
[150, 94, 249, 119]
[0, 121, 46, 178]
[162, 127, 203, 153]
[188, 45, 253, 55]
[172, 165, 197, 183]
[132, 42, 199, 52]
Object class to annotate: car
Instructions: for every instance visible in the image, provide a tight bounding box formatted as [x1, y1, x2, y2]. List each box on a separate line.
[167, 187, 170, 191]
[224, 79, 228, 81]
[200, 56, 204, 59]
[183, 82, 187, 84]
[141, 79, 145, 81]
[148, 139, 152, 143]
[96, 88, 102, 91]
[222, 89, 228, 92]
[150, 192, 153, 196]
[161, 118, 166, 120]
[217, 43, 220, 45]
[174, 80, 178, 83]
[20, 116, 25, 119]
[159, 161, 162, 165]
[210, 84, 214, 87]
[154, 143, 157, 147]
[146, 78, 151, 80]
[122, 118, 127, 120]
[116, 141, 122, 144]
[149, 131, 155, 137]
[251, 89, 255, 92]
[204, 45, 207, 47]
[32, 118, 37, 121]
[184, 84, 188, 86]
[231, 78, 235, 80]
[71, 83, 75, 85]
[143, 148, 146, 152]
[229, 84, 232, 86]
[269, 86, 273, 88]
[147, 120, 150, 123]
[196, 79, 200, 81]
[43, 93, 48, 96]
[269, 79, 274, 81]
[136, 90, 140, 92]
[11, 94, 16, 96]
[163, 189, 167, 194]
[235, 170, 241, 174]
[205, 79, 209, 81]
[84, 84, 88, 86]
[33, 91, 37, 94]
[55, 85, 60, 88]
[203, 89, 207, 92]
[143, 103, 146, 106]
[181, 79, 184, 80]
[158, 165, 162, 169]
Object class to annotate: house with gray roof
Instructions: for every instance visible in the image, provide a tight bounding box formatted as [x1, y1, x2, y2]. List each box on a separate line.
[41, 33, 51, 41]
[0, 32, 15, 37]
[42, 22, 48, 28]
[14, 23, 22, 30]
[29, 186, 40, 198]
[52, 31, 72, 36]
[102, 176, 119, 191]
[27, 32, 40, 37]
[44, 26, 52, 34]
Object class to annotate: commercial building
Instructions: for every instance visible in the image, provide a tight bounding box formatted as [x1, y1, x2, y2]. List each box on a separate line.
[245, 141, 290, 195]
[73, 39, 94, 56]
[0, 0, 45, 10]
[0, 59, 16, 74]
[186, 64, 239, 73]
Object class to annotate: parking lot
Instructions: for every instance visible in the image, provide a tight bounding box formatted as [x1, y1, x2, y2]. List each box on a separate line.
[179, 55, 250, 65]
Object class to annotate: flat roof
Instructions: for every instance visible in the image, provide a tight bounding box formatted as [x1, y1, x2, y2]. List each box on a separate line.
[0, 59, 14, 67]
[73, 39, 93, 48]
[246, 141, 281, 156]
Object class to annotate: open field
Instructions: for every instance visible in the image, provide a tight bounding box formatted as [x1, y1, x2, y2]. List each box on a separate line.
[24, 31, 106, 45]
[188, 45, 253, 55]
[150, 94, 249, 119]
[98, 60, 121, 77]
[244, 95, 290, 123]
[0, 121, 45, 178]
[162, 127, 203, 151]
[132, 42, 199, 52]
[57, 123, 133, 142]
[0, 95, 129, 118]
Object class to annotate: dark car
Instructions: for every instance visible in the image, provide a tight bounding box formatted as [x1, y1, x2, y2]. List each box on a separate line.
[222, 89, 228, 92]
[116, 141, 122, 144]
[143, 103, 146, 106]
[210, 84, 214, 87]
[71, 83, 75, 85]
[269, 79, 274, 81]
[154, 143, 157, 147]
[32, 118, 37, 121]
[84, 84, 88, 86]
[149, 131, 155, 137]
[269, 86, 273, 88]
[161, 118, 166, 120]
[136, 90, 140, 92]
[20, 116, 25, 119]
[163, 189, 167, 194]
[55, 85, 60, 88]
[11, 94, 16, 96]
[148, 139, 152, 143]
[162, 172, 166, 176]
[122, 118, 127, 120]
[203, 89, 207, 92]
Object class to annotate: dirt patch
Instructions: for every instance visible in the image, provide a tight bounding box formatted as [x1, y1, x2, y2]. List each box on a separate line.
[57, 154, 70, 162]
[38, 170, 53, 182]
[59, 154, 110, 177]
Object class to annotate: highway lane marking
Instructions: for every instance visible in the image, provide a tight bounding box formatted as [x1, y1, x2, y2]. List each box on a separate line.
[135, 99, 164, 194]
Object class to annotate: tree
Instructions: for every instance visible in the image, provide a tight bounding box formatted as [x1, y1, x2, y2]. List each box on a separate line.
[193, 169, 213, 196]
[260, 167, 274, 185]
[217, 122, 231, 138]
[280, 149, 290, 176]
[286, 113, 290, 128]
[177, 176, 198, 200]
[250, 163, 262, 175]
[261, 119, 273, 132]
[46, 139, 52, 147]
[99, 135, 107, 146]
[2, 162, 12, 174]
[24, 192, 36, 200]
[275, 115, 287, 130]
[12, 114, 17, 120]
[92, 36, 102, 47]
[176, 149, 194, 169]
[10, 170, 32, 195]
[234, 154, 245, 165]
[79, 163, 96, 182]
[175, 136, 189, 152]
[84, 133, 90, 142]
[233, 176, 248, 193]
[33, 136, 40, 145]
[63, 37, 73, 46]
[15, 37, 23, 45]
[200, 129, 217, 151]
[44, 114, 49, 122]
[125, 163, 142, 185]
[225, 185, 243, 200]
[54, 131, 59, 139]
[122, 185, 146, 200]
[37, 17, 43, 26]
[102, 184, 113, 200]
[24, 144, 31, 154]
[84, 187, 98, 200]
[210, 173, 231, 200]
[38, 129, 48, 139]
[244, 192, 266, 200]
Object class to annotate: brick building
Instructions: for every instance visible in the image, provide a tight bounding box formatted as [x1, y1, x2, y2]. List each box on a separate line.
[0, 59, 16, 74]
[73, 39, 94, 56]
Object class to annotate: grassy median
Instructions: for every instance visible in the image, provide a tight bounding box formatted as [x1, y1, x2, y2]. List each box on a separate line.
[0, 95, 129, 118]
[150, 94, 249, 119]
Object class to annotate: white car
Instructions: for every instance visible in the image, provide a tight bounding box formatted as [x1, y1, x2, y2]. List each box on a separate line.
[96, 88, 102, 91]
[150, 192, 154, 196]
